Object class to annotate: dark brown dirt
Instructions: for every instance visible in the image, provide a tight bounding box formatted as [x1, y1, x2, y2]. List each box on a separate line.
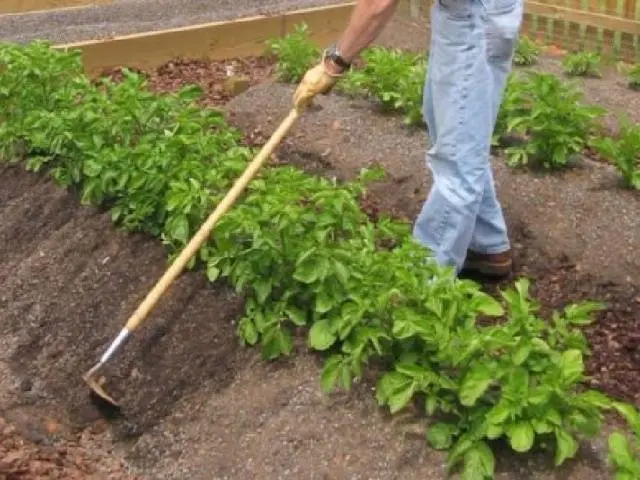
[0, 416, 137, 480]
[1, 16, 639, 479]
[0, 163, 249, 474]
[101, 55, 277, 108]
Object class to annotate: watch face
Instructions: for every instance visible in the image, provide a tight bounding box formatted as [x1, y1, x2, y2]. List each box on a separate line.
[326, 44, 349, 68]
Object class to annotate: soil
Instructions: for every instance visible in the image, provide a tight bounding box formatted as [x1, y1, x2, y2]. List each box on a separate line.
[1, 16, 639, 480]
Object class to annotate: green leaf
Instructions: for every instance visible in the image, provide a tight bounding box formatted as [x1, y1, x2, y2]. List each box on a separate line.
[387, 381, 417, 414]
[512, 343, 532, 365]
[613, 472, 637, 480]
[459, 364, 493, 407]
[332, 258, 350, 285]
[486, 423, 503, 440]
[611, 401, 640, 431]
[293, 254, 321, 284]
[169, 214, 189, 244]
[545, 408, 563, 427]
[574, 389, 612, 410]
[206, 263, 220, 282]
[564, 301, 605, 325]
[253, 308, 278, 333]
[376, 372, 417, 414]
[285, 306, 307, 326]
[261, 324, 293, 360]
[253, 277, 272, 304]
[447, 434, 475, 472]
[83, 159, 102, 176]
[554, 428, 579, 466]
[568, 410, 600, 437]
[314, 289, 334, 313]
[486, 400, 512, 425]
[473, 293, 505, 317]
[560, 349, 584, 384]
[461, 442, 495, 480]
[425, 395, 438, 416]
[505, 366, 529, 400]
[531, 418, 553, 434]
[237, 317, 258, 346]
[391, 306, 431, 339]
[531, 338, 551, 353]
[607, 432, 638, 472]
[506, 421, 535, 453]
[320, 355, 344, 393]
[426, 422, 457, 450]
[308, 319, 337, 351]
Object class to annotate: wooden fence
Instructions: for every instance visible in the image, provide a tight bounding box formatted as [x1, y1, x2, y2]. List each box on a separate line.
[399, 0, 640, 61]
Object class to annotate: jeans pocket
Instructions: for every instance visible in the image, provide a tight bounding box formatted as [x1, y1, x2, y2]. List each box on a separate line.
[485, 0, 523, 60]
[487, 0, 518, 14]
[438, 0, 473, 19]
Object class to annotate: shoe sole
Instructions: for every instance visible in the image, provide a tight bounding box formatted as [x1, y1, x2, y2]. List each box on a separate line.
[462, 259, 512, 278]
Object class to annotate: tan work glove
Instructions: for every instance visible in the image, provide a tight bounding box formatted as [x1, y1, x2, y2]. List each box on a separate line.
[293, 60, 344, 110]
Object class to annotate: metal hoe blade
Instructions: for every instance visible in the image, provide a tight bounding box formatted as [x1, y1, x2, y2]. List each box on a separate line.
[83, 365, 120, 408]
[83, 327, 131, 409]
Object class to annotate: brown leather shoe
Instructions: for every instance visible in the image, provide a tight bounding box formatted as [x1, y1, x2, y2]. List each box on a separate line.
[462, 249, 513, 278]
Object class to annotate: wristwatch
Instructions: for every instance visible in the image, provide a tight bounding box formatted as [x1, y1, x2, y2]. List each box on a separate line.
[324, 42, 351, 71]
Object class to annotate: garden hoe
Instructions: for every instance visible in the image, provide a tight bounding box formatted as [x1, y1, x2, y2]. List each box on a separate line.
[83, 106, 301, 411]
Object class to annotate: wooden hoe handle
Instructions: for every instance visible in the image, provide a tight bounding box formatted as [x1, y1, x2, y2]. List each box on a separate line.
[123, 107, 300, 332]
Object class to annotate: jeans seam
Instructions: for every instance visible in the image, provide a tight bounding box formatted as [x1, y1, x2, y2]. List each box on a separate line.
[444, 12, 479, 165]
[431, 202, 453, 248]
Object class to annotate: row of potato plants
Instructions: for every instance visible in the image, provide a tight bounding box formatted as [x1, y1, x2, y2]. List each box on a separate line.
[515, 33, 640, 88]
[0, 40, 638, 480]
[267, 24, 640, 188]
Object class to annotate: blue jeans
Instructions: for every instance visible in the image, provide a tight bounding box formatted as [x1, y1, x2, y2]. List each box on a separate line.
[413, 0, 524, 273]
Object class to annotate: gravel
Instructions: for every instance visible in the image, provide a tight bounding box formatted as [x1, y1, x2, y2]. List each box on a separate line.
[0, 0, 343, 44]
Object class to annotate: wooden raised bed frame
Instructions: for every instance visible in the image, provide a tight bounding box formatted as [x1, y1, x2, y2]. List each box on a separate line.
[53, 4, 357, 77]
[0, 0, 113, 15]
[10, 0, 637, 75]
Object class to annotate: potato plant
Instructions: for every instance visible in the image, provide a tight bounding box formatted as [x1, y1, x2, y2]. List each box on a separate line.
[590, 115, 640, 190]
[265, 22, 320, 82]
[513, 35, 541, 67]
[1, 40, 635, 480]
[562, 51, 603, 78]
[344, 46, 427, 126]
[500, 72, 605, 169]
[266, 25, 427, 127]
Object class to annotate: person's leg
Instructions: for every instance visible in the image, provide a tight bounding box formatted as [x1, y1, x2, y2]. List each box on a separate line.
[464, 0, 524, 275]
[413, 0, 494, 274]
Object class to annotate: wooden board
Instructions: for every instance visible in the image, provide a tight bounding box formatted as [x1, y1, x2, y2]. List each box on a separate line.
[0, 0, 113, 15]
[54, 3, 356, 77]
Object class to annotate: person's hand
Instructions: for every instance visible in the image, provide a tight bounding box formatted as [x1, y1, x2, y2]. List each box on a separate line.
[293, 60, 344, 110]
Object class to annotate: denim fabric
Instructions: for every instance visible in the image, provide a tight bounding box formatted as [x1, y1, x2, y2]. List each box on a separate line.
[413, 0, 524, 273]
